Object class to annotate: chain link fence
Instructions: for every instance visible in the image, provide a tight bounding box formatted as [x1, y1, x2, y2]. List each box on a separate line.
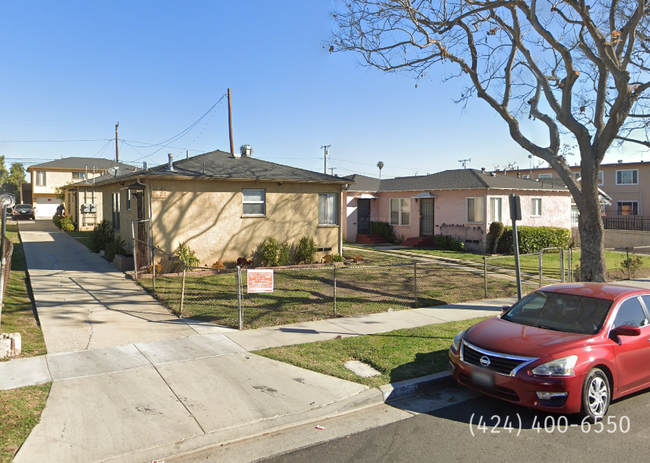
[130, 238, 650, 331]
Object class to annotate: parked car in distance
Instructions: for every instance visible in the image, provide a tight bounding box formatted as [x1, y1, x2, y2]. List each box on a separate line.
[12, 204, 35, 220]
[449, 283, 650, 421]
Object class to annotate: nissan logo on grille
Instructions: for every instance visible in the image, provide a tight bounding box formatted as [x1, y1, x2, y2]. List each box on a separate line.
[480, 356, 491, 367]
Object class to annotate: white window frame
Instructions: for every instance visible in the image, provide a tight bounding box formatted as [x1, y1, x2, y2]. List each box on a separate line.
[242, 189, 266, 217]
[318, 193, 338, 226]
[389, 198, 411, 226]
[489, 197, 502, 223]
[616, 169, 639, 185]
[112, 192, 121, 230]
[466, 197, 484, 223]
[72, 172, 87, 180]
[35, 171, 46, 186]
[617, 201, 639, 216]
[538, 173, 553, 179]
[598, 171, 604, 185]
[531, 198, 542, 217]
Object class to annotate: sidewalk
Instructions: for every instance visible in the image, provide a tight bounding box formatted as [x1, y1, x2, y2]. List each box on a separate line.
[7, 222, 648, 462]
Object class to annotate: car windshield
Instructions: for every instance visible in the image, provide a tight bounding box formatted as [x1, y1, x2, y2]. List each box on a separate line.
[15, 205, 31, 211]
[501, 291, 613, 335]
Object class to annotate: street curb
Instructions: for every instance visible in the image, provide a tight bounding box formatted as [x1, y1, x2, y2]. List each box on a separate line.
[379, 370, 451, 402]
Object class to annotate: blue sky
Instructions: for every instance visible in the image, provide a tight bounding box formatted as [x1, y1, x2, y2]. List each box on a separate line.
[0, 1, 645, 179]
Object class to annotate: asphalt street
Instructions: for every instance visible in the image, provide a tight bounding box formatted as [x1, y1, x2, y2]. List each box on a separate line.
[262, 379, 650, 463]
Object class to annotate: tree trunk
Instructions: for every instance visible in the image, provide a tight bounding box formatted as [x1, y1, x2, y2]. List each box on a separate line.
[578, 158, 607, 282]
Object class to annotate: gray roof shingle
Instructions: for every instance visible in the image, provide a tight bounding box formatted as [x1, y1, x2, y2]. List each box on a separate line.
[347, 169, 568, 192]
[27, 157, 131, 171]
[84, 150, 349, 186]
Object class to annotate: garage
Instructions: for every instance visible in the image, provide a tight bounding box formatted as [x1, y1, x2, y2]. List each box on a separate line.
[35, 196, 59, 219]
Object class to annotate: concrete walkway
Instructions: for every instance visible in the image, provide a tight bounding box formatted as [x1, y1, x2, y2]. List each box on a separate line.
[6, 222, 650, 462]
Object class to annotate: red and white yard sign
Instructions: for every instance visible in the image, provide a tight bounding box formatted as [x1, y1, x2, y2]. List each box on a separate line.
[247, 269, 274, 293]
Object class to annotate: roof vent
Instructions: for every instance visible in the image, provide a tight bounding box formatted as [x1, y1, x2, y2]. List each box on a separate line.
[240, 144, 253, 157]
[143, 161, 148, 170]
[168, 153, 174, 171]
[618, 159, 623, 163]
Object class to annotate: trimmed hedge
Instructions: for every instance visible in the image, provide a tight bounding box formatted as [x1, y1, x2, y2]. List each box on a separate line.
[496, 226, 571, 255]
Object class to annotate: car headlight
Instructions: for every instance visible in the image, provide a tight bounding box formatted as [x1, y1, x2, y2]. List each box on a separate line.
[450, 330, 466, 354]
[531, 355, 578, 377]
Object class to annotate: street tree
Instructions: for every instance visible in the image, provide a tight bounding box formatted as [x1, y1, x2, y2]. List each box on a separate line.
[332, 0, 650, 282]
[5, 162, 26, 197]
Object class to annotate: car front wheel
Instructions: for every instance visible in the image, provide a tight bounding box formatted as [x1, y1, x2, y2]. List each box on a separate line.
[581, 368, 610, 422]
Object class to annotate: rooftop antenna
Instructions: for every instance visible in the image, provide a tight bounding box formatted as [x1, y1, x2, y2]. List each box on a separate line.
[320, 145, 331, 175]
[458, 158, 471, 169]
[329, 167, 337, 176]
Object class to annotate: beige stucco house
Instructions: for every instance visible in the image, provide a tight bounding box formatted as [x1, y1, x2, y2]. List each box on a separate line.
[27, 157, 130, 220]
[344, 169, 572, 252]
[67, 150, 349, 266]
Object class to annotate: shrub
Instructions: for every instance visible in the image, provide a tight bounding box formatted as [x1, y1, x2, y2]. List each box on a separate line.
[434, 234, 465, 252]
[237, 257, 254, 268]
[211, 259, 226, 269]
[621, 254, 644, 278]
[332, 254, 345, 263]
[278, 242, 292, 266]
[106, 236, 127, 262]
[294, 236, 317, 264]
[486, 221, 505, 253]
[255, 237, 280, 267]
[370, 221, 397, 243]
[89, 220, 114, 253]
[496, 226, 571, 255]
[52, 214, 62, 229]
[59, 216, 75, 232]
[174, 242, 200, 269]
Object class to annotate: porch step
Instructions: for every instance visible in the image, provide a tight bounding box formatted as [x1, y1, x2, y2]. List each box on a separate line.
[356, 233, 389, 245]
[401, 236, 435, 247]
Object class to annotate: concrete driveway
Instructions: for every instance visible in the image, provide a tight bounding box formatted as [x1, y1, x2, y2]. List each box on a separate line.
[19, 220, 199, 353]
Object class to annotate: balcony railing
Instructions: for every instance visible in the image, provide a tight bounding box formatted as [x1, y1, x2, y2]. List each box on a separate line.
[603, 215, 650, 231]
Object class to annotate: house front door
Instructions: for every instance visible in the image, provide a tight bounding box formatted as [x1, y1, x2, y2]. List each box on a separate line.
[357, 199, 371, 234]
[420, 198, 434, 236]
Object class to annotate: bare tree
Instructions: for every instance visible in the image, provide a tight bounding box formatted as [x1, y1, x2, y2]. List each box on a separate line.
[332, 0, 650, 282]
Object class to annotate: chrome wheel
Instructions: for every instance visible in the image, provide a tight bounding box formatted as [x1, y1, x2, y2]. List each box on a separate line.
[581, 368, 610, 422]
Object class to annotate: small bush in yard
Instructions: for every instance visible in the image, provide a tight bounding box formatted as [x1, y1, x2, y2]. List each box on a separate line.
[256, 237, 280, 267]
[487, 221, 505, 253]
[89, 220, 114, 253]
[212, 259, 226, 269]
[106, 236, 127, 261]
[497, 226, 571, 255]
[174, 242, 200, 269]
[294, 236, 317, 264]
[237, 257, 254, 268]
[278, 242, 292, 266]
[370, 221, 397, 243]
[621, 254, 644, 278]
[434, 234, 465, 252]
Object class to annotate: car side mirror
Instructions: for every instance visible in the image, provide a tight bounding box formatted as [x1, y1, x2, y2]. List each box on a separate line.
[611, 325, 642, 338]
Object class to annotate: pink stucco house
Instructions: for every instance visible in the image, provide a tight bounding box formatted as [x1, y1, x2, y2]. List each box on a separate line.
[343, 169, 572, 252]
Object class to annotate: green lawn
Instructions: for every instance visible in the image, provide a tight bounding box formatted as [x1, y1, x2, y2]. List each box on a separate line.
[0, 384, 51, 463]
[256, 317, 491, 388]
[0, 223, 50, 463]
[138, 262, 522, 329]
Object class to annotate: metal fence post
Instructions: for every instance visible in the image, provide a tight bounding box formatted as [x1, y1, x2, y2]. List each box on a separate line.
[538, 250, 543, 287]
[483, 256, 488, 298]
[237, 266, 243, 330]
[627, 247, 631, 280]
[413, 261, 418, 307]
[560, 248, 565, 283]
[152, 247, 157, 291]
[131, 221, 138, 281]
[333, 265, 337, 317]
[179, 262, 187, 317]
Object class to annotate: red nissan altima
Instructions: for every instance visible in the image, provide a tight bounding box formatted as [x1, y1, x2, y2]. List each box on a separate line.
[448, 283, 650, 421]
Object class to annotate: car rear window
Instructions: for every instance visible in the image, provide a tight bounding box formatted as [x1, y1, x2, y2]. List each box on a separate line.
[502, 291, 612, 334]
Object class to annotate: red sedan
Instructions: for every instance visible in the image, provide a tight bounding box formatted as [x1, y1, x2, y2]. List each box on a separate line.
[448, 283, 650, 421]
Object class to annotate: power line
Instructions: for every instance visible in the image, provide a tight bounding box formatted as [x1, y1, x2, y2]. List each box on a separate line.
[0, 138, 112, 143]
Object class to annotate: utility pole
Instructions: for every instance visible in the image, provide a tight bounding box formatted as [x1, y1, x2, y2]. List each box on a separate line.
[321, 145, 330, 175]
[115, 122, 119, 162]
[228, 89, 235, 155]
